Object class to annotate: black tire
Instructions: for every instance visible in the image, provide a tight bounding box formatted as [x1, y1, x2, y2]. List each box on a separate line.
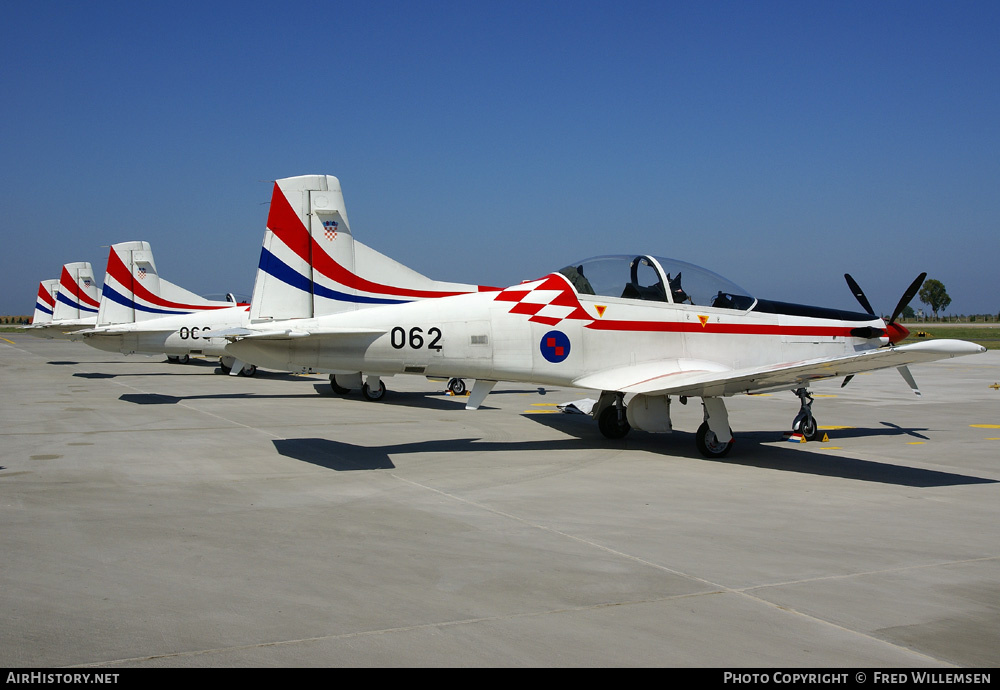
[218, 359, 231, 374]
[598, 404, 630, 439]
[362, 381, 387, 401]
[239, 364, 257, 377]
[329, 375, 351, 395]
[696, 422, 733, 458]
[447, 378, 467, 395]
[799, 415, 819, 441]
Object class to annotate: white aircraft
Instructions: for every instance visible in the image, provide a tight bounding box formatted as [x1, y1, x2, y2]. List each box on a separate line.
[74, 176, 493, 380]
[23, 262, 101, 338]
[216, 174, 987, 458]
[71, 241, 254, 369]
[30, 278, 60, 325]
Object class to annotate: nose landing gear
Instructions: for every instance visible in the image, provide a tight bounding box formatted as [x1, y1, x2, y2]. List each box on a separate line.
[791, 388, 820, 441]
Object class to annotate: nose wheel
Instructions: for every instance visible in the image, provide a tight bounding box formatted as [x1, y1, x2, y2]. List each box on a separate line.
[791, 388, 820, 441]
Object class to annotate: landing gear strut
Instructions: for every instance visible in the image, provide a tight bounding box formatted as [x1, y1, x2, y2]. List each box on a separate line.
[597, 392, 630, 439]
[791, 388, 820, 441]
[697, 397, 733, 458]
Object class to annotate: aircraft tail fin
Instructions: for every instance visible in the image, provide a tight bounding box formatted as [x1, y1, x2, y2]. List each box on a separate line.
[32, 279, 60, 324]
[250, 174, 495, 323]
[52, 262, 101, 321]
[97, 241, 238, 325]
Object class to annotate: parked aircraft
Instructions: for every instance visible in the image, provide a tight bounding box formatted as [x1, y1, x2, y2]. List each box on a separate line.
[216, 174, 987, 457]
[24, 263, 101, 338]
[71, 241, 254, 369]
[30, 279, 59, 325]
[74, 176, 493, 381]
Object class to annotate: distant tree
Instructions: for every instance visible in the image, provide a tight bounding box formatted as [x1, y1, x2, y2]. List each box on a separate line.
[902, 305, 915, 320]
[919, 279, 951, 319]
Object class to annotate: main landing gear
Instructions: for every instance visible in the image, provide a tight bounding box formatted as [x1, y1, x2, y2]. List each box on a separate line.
[218, 356, 257, 376]
[791, 388, 820, 441]
[597, 393, 630, 439]
[329, 374, 387, 401]
[594, 392, 734, 458]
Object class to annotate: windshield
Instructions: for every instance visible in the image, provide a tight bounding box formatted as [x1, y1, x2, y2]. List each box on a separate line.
[558, 255, 755, 310]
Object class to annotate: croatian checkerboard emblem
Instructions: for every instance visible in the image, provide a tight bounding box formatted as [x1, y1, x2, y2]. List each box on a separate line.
[540, 330, 571, 363]
[323, 220, 338, 240]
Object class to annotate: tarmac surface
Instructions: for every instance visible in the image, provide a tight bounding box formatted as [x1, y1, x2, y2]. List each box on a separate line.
[1, 333, 998, 668]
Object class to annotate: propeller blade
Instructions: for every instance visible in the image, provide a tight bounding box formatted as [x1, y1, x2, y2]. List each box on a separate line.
[844, 274, 876, 316]
[888, 272, 926, 325]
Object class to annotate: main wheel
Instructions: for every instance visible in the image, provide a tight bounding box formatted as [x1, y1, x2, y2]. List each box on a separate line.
[598, 404, 630, 439]
[447, 378, 467, 395]
[362, 381, 387, 401]
[239, 364, 257, 377]
[329, 375, 351, 395]
[696, 422, 734, 458]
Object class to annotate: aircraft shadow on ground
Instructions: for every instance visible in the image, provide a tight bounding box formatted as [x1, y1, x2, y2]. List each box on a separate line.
[117, 392, 322, 405]
[75, 369, 310, 382]
[272, 420, 994, 486]
[522, 413, 995, 488]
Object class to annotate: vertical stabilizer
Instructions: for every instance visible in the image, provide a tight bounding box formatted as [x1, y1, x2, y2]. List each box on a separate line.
[33, 279, 60, 324]
[53, 262, 101, 321]
[98, 241, 239, 325]
[250, 175, 354, 322]
[249, 174, 497, 324]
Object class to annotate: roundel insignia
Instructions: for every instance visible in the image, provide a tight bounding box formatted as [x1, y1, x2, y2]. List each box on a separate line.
[540, 330, 571, 363]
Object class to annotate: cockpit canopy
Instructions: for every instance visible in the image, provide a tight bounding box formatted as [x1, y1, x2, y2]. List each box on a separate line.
[558, 255, 756, 311]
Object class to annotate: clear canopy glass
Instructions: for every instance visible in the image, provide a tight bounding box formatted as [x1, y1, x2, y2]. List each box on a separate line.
[558, 255, 756, 310]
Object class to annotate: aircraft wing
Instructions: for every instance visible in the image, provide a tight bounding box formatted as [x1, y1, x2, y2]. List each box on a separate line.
[572, 339, 985, 398]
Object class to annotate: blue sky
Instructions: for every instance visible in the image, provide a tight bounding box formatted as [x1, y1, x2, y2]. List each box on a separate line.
[2, 0, 998, 317]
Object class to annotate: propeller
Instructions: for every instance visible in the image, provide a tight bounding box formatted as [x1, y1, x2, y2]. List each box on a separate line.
[843, 272, 927, 395]
[844, 272, 925, 344]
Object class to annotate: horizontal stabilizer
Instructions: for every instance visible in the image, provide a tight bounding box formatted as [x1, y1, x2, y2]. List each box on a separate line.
[202, 326, 386, 341]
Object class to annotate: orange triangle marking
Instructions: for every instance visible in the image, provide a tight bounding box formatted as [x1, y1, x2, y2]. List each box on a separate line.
[595, 305, 607, 318]
[698, 315, 709, 328]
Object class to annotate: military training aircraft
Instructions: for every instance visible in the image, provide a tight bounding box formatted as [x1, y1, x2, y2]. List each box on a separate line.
[74, 178, 495, 380]
[29, 278, 59, 326]
[70, 240, 256, 371]
[24, 262, 101, 338]
[215, 174, 987, 458]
